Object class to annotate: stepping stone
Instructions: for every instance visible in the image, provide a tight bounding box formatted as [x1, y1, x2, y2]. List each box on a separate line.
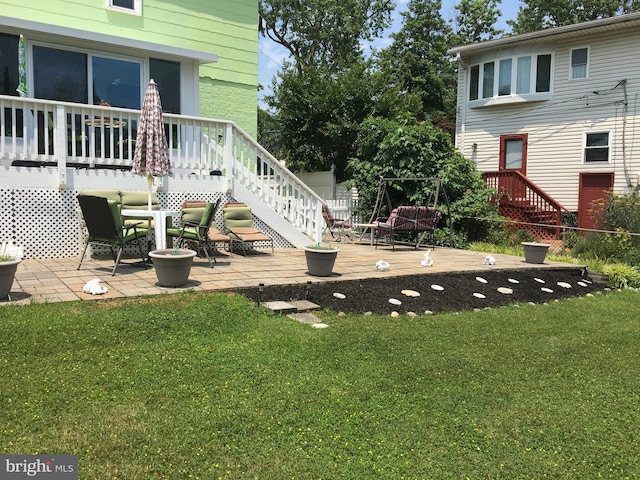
[263, 301, 297, 314]
[288, 300, 321, 312]
[288, 312, 324, 324]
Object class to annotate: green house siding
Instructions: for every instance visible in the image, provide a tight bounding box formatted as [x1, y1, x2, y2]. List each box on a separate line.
[2, 0, 258, 133]
[200, 79, 257, 138]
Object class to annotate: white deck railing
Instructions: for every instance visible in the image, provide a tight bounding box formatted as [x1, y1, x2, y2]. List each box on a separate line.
[0, 94, 323, 243]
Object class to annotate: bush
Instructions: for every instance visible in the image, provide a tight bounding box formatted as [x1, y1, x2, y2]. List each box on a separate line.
[572, 229, 640, 266]
[603, 263, 640, 289]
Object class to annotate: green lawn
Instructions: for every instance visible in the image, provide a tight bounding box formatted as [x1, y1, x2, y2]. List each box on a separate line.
[1, 291, 639, 479]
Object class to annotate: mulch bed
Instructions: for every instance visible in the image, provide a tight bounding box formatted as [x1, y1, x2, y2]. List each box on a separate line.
[236, 268, 609, 314]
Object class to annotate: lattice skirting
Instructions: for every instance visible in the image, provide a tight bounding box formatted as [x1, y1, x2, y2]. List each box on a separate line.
[499, 205, 561, 241]
[0, 188, 292, 259]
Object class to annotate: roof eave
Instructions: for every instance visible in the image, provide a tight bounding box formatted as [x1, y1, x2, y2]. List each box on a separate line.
[450, 12, 640, 56]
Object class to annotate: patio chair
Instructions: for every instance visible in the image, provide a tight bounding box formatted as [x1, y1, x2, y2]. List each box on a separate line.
[222, 203, 274, 255]
[166, 198, 224, 268]
[322, 202, 352, 242]
[77, 194, 149, 275]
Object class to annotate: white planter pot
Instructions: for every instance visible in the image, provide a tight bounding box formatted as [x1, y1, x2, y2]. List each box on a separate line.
[303, 246, 339, 277]
[522, 242, 550, 264]
[0, 258, 21, 300]
[149, 249, 196, 287]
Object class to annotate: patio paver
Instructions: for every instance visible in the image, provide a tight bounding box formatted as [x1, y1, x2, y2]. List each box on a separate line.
[3, 242, 581, 305]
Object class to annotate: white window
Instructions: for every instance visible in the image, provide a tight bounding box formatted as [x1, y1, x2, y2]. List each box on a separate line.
[571, 47, 588, 79]
[107, 0, 141, 15]
[469, 53, 552, 103]
[584, 132, 610, 163]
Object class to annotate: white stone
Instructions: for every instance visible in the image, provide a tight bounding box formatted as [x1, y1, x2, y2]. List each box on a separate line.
[476, 276, 488, 284]
[508, 278, 520, 284]
[541, 287, 554, 293]
[534, 278, 545, 284]
[577, 281, 588, 287]
[333, 292, 346, 299]
[557, 282, 572, 289]
[390, 311, 400, 317]
[497, 287, 513, 294]
[424, 310, 434, 315]
[313, 323, 329, 328]
[431, 284, 444, 291]
[473, 292, 486, 299]
[407, 311, 417, 317]
[401, 289, 420, 297]
[389, 298, 402, 306]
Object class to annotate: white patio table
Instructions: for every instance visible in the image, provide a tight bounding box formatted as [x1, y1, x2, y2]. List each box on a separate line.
[121, 209, 180, 250]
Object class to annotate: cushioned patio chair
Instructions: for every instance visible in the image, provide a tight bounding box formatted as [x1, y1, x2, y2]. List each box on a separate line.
[77, 194, 149, 275]
[322, 202, 352, 242]
[166, 198, 224, 268]
[222, 203, 274, 255]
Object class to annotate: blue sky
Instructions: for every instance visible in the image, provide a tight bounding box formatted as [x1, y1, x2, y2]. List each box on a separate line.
[258, 0, 521, 107]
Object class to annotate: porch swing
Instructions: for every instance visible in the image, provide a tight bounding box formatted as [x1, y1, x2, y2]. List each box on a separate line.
[363, 176, 453, 250]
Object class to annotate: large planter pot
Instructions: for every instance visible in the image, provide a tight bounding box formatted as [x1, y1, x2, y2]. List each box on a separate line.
[149, 249, 197, 287]
[0, 258, 21, 300]
[522, 242, 551, 264]
[304, 246, 339, 277]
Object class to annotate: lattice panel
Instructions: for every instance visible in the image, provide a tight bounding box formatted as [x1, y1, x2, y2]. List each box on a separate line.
[499, 205, 559, 241]
[9, 189, 81, 259]
[0, 188, 293, 259]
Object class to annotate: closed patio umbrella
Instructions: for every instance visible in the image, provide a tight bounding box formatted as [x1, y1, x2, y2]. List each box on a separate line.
[132, 79, 172, 209]
[17, 35, 27, 97]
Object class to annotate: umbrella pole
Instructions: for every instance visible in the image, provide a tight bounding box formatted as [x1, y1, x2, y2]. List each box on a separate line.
[147, 174, 153, 210]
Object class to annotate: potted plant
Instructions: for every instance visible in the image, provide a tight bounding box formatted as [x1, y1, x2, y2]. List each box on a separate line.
[522, 241, 551, 264]
[303, 242, 339, 277]
[148, 248, 197, 287]
[0, 241, 23, 301]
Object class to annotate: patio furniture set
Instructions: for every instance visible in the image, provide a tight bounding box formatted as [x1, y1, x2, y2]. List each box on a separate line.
[76, 190, 275, 276]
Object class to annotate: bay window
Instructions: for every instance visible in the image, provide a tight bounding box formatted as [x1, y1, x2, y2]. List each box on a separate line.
[469, 53, 552, 104]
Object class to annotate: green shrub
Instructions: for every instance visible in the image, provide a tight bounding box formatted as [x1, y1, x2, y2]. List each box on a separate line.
[602, 263, 640, 289]
[571, 229, 640, 266]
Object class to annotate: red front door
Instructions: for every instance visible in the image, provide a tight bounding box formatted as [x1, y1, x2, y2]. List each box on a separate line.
[578, 173, 614, 231]
[499, 134, 528, 199]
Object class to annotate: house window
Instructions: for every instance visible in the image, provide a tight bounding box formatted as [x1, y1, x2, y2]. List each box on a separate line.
[482, 62, 494, 99]
[571, 47, 588, 79]
[107, 0, 141, 15]
[469, 65, 479, 101]
[469, 53, 552, 102]
[536, 54, 552, 92]
[498, 58, 512, 95]
[500, 134, 528, 172]
[584, 132, 609, 162]
[33, 46, 143, 109]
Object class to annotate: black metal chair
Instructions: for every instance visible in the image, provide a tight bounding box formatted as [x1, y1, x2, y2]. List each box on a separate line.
[77, 195, 149, 275]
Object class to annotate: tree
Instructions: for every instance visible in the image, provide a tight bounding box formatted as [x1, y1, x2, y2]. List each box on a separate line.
[508, 0, 640, 34]
[452, 0, 503, 45]
[266, 59, 418, 179]
[377, 0, 457, 132]
[259, 0, 394, 74]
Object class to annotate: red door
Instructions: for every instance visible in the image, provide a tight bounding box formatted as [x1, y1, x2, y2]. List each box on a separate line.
[499, 134, 528, 199]
[578, 173, 614, 231]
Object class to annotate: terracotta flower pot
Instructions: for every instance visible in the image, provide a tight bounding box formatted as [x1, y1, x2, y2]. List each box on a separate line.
[149, 249, 196, 287]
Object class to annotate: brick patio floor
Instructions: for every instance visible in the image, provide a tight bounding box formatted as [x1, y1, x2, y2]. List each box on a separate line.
[3, 241, 580, 305]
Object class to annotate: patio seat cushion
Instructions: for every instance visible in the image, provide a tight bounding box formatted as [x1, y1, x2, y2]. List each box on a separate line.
[121, 191, 160, 228]
[222, 206, 254, 231]
[79, 189, 121, 204]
